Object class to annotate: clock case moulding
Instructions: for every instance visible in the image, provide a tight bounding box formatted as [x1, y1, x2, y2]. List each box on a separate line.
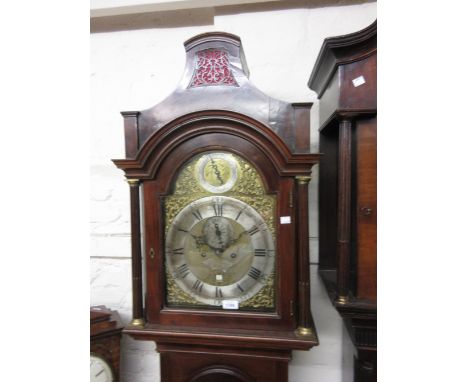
[113, 32, 320, 381]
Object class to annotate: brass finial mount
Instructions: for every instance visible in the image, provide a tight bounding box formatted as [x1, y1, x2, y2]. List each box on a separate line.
[295, 176, 312, 185]
[126, 178, 140, 186]
[295, 326, 313, 336]
[335, 295, 349, 305]
[130, 318, 145, 327]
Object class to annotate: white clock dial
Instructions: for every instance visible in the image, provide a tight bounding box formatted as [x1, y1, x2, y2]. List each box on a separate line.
[90, 354, 113, 382]
[166, 196, 275, 306]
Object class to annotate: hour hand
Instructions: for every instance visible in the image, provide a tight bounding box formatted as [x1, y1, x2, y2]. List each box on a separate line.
[228, 231, 247, 247]
[191, 233, 206, 247]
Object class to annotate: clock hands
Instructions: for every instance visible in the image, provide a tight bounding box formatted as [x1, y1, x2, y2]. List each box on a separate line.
[190, 233, 206, 248]
[228, 230, 248, 247]
[95, 369, 105, 377]
[208, 155, 224, 185]
[214, 222, 225, 249]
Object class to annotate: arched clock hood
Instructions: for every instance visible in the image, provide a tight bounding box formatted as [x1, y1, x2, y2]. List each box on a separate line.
[118, 32, 313, 159]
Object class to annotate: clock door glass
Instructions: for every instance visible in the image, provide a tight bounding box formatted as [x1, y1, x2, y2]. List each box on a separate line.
[164, 152, 276, 310]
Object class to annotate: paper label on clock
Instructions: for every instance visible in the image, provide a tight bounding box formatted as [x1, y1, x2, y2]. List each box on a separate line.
[222, 300, 239, 309]
[280, 216, 291, 224]
[352, 75, 366, 87]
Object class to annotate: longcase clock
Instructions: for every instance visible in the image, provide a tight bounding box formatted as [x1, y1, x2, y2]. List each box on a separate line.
[308, 21, 377, 382]
[113, 32, 319, 382]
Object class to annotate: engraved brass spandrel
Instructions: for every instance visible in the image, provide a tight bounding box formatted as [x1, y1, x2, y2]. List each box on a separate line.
[173, 163, 204, 195]
[166, 272, 202, 306]
[235, 195, 275, 237]
[239, 271, 275, 309]
[230, 159, 264, 197]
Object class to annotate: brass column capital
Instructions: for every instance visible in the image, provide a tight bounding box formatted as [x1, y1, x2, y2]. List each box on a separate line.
[130, 318, 145, 327]
[335, 295, 350, 305]
[295, 326, 313, 337]
[295, 175, 312, 185]
[126, 178, 140, 186]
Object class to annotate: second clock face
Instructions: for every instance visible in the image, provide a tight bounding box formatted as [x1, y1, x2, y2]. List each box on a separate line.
[90, 355, 113, 382]
[165, 196, 275, 306]
[196, 152, 238, 193]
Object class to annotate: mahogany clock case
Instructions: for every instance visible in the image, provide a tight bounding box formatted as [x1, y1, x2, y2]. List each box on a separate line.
[118, 114, 316, 331]
[112, 31, 319, 382]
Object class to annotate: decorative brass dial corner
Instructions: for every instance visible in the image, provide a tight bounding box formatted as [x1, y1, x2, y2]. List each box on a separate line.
[239, 271, 275, 309]
[166, 272, 202, 306]
[129, 318, 145, 327]
[335, 295, 349, 305]
[295, 175, 312, 185]
[295, 326, 313, 337]
[126, 178, 140, 186]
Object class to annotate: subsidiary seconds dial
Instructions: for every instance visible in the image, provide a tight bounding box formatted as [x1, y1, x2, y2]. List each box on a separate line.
[196, 152, 238, 193]
[165, 196, 275, 306]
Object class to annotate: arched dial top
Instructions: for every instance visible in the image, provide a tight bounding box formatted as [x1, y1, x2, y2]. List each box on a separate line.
[164, 151, 276, 309]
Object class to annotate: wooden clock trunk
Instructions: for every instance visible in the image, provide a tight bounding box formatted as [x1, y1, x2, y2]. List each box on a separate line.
[113, 32, 319, 381]
[308, 21, 377, 382]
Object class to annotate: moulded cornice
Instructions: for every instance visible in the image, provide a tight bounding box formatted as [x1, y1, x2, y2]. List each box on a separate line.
[318, 109, 377, 132]
[308, 20, 377, 98]
[112, 110, 319, 179]
[184, 31, 241, 49]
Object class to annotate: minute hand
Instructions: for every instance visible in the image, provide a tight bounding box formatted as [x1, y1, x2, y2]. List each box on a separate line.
[228, 230, 248, 247]
[191, 233, 206, 247]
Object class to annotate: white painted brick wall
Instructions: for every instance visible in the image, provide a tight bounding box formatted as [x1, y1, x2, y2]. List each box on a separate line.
[90, 2, 376, 381]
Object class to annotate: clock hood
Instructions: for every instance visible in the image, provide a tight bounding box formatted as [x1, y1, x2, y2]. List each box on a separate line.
[122, 32, 311, 156]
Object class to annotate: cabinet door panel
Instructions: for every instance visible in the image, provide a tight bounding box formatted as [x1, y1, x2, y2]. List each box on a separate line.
[356, 117, 377, 301]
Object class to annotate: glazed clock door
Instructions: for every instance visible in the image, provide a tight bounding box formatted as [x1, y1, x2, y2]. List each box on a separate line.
[163, 151, 276, 311]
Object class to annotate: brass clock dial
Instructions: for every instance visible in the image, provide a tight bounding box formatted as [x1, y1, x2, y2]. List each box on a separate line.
[164, 151, 276, 309]
[166, 196, 275, 306]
